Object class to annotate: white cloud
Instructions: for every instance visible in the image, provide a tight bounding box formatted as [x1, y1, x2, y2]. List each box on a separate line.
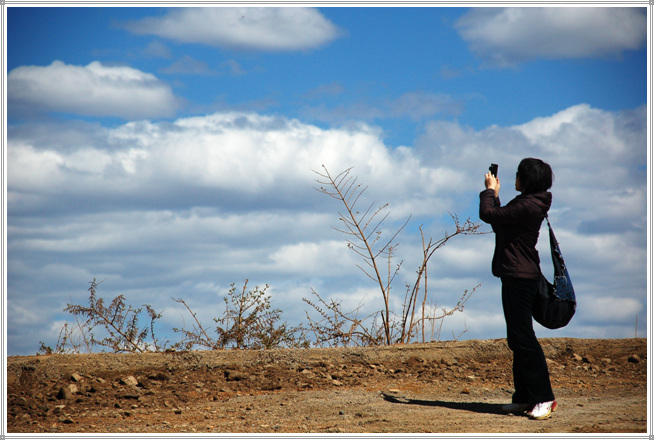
[8, 61, 178, 119]
[7, 104, 646, 354]
[416, 104, 647, 231]
[270, 240, 358, 276]
[580, 296, 643, 324]
[443, 308, 506, 341]
[9, 112, 454, 218]
[389, 92, 464, 120]
[142, 40, 173, 59]
[161, 55, 213, 75]
[302, 91, 464, 125]
[221, 60, 247, 76]
[512, 104, 647, 233]
[432, 240, 495, 276]
[304, 82, 345, 100]
[456, 7, 646, 67]
[9, 302, 42, 326]
[125, 7, 341, 51]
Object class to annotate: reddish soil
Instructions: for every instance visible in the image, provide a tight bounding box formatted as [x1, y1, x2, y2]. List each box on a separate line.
[7, 337, 647, 434]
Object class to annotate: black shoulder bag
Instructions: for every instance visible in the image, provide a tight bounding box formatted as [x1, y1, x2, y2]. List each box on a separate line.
[533, 215, 577, 329]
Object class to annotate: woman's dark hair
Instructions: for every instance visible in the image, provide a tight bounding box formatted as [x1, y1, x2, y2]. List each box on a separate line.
[517, 158, 554, 194]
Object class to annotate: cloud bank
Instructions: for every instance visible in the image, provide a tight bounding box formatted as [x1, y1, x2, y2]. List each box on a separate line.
[8, 103, 646, 355]
[456, 7, 646, 67]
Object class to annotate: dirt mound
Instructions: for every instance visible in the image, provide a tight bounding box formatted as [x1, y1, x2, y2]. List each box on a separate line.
[7, 338, 647, 434]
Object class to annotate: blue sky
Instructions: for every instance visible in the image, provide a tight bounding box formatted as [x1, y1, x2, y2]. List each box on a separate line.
[6, 5, 648, 355]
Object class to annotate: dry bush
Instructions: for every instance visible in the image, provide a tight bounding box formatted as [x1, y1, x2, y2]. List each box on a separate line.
[308, 166, 484, 346]
[39, 279, 164, 354]
[173, 280, 309, 351]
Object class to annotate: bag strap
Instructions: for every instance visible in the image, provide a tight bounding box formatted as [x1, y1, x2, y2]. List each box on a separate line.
[544, 214, 576, 302]
[544, 213, 557, 252]
[544, 213, 566, 275]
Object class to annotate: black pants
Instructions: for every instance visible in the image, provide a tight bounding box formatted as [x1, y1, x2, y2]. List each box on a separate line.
[501, 276, 555, 405]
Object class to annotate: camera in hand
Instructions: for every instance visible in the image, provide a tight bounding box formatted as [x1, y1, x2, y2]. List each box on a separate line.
[489, 163, 498, 177]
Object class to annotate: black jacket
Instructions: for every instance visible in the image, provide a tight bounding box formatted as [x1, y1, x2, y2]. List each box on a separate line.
[479, 189, 552, 279]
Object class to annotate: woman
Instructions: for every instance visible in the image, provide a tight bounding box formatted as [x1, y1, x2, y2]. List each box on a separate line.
[479, 158, 556, 420]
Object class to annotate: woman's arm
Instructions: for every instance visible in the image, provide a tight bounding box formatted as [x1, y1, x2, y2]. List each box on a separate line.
[480, 191, 532, 225]
[479, 171, 530, 225]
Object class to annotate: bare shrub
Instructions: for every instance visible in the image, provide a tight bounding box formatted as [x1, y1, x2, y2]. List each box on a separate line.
[302, 288, 383, 347]
[173, 280, 308, 351]
[52, 279, 165, 353]
[309, 165, 483, 346]
[42, 279, 307, 354]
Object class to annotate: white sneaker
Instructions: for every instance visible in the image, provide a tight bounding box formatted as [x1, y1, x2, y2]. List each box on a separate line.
[527, 400, 555, 420]
[501, 402, 530, 413]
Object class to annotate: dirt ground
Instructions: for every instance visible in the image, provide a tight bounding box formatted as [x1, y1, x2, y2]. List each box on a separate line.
[6, 337, 648, 435]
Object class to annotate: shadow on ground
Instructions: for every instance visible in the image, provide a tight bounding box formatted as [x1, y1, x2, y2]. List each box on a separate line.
[381, 392, 508, 416]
